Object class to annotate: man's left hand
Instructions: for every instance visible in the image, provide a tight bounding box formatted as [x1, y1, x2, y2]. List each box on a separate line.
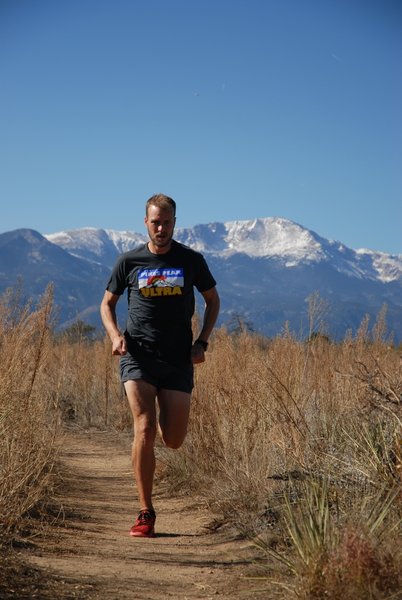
[191, 343, 205, 364]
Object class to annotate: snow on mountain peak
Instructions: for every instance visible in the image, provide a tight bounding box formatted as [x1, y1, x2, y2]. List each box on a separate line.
[105, 229, 147, 253]
[223, 217, 324, 262]
[43, 217, 402, 284]
[356, 248, 402, 283]
[45, 227, 110, 256]
[174, 217, 325, 263]
[44, 227, 146, 266]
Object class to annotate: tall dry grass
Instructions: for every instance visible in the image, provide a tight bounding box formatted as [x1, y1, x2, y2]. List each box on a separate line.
[52, 334, 129, 429]
[42, 311, 400, 598]
[160, 324, 401, 598]
[0, 285, 60, 542]
[1, 284, 400, 598]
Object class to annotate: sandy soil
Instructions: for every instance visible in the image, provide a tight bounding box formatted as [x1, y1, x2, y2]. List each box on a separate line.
[8, 429, 271, 600]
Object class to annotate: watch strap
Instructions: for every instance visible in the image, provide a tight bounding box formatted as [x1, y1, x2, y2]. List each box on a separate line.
[195, 338, 208, 351]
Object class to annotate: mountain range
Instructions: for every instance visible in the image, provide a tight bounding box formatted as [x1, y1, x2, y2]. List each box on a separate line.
[1, 218, 401, 342]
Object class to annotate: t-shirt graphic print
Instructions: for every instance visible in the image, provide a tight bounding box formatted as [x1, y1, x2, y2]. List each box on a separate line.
[138, 268, 184, 297]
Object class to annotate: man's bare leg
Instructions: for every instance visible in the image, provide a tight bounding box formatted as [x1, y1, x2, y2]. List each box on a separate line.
[157, 389, 191, 449]
[124, 379, 157, 511]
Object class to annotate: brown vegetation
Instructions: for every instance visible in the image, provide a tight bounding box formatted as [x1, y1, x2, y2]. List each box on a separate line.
[0, 285, 60, 541]
[0, 288, 401, 598]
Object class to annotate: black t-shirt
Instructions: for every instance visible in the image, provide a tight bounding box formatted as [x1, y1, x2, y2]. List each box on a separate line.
[106, 240, 216, 363]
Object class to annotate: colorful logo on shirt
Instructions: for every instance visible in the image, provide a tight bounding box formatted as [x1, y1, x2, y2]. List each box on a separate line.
[138, 268, 183, 297]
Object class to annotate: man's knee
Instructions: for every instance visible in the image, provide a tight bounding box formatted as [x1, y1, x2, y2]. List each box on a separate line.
[134, 418, 157, 443]
[160, 430, 187, 450]
[164, 439, 182, 450]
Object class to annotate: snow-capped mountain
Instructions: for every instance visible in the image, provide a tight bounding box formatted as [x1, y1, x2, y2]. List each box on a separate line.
[1, 218, 401, 340]
[0, 228, 110, 326]
[44, 217, 402, 283]
[45, 227, 147, 268]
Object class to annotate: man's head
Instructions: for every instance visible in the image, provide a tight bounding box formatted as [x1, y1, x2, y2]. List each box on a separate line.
[145, 194, 176, 218]
[145, 193, 176, 253]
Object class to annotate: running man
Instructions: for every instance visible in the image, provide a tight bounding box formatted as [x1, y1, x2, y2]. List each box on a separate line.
[100, 194, 220, 537]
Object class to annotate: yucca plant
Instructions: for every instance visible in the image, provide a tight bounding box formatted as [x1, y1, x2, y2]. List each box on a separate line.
[252, 477, 401, 599]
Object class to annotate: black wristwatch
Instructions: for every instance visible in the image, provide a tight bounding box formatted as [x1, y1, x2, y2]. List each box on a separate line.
[195, 338, 208, 351]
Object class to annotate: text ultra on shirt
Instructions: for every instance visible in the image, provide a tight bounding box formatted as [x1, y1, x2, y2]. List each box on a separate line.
[106, 240, 216, 364]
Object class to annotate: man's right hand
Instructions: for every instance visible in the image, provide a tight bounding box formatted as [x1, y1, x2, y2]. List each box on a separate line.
[111, 335, 127, 356]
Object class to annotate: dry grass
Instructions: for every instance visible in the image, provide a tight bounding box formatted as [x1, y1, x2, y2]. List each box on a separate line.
[160, 325, 402, 598]
[52, 334, 129, 429]
[0, 285, 60, 542]
[1, 288, 401, 598]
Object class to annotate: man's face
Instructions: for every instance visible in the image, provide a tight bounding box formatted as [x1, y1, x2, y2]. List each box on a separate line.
[145, 205, 176, 249]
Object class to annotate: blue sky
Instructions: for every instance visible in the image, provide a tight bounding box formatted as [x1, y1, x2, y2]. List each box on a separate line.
[1, 0, 401, 254]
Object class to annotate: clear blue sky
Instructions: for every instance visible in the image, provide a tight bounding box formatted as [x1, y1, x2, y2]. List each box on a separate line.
[1, 0, 401, 254]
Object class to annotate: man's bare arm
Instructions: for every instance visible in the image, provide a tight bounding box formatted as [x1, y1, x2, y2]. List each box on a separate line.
[197, 286, 220, 342]
[100, 290, 127, 355]
[191, 286, 220, 364]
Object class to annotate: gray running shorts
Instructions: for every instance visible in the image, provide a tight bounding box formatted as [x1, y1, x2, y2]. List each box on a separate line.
[119, 347, 194, 393]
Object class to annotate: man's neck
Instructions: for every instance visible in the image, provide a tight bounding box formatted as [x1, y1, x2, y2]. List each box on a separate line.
[147, 240, 173, 255]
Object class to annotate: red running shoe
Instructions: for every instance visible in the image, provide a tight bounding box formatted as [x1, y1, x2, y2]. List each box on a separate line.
[130, 509, 156, 538]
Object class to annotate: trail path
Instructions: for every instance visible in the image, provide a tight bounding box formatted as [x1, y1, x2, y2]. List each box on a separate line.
[22, 429, 269, 600]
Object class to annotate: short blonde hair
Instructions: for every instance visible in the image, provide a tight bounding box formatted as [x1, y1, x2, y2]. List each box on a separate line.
[146, 194, 176, 216]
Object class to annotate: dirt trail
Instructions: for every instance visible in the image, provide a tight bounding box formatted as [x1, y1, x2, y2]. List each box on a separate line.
[20, 429, 269, 600]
